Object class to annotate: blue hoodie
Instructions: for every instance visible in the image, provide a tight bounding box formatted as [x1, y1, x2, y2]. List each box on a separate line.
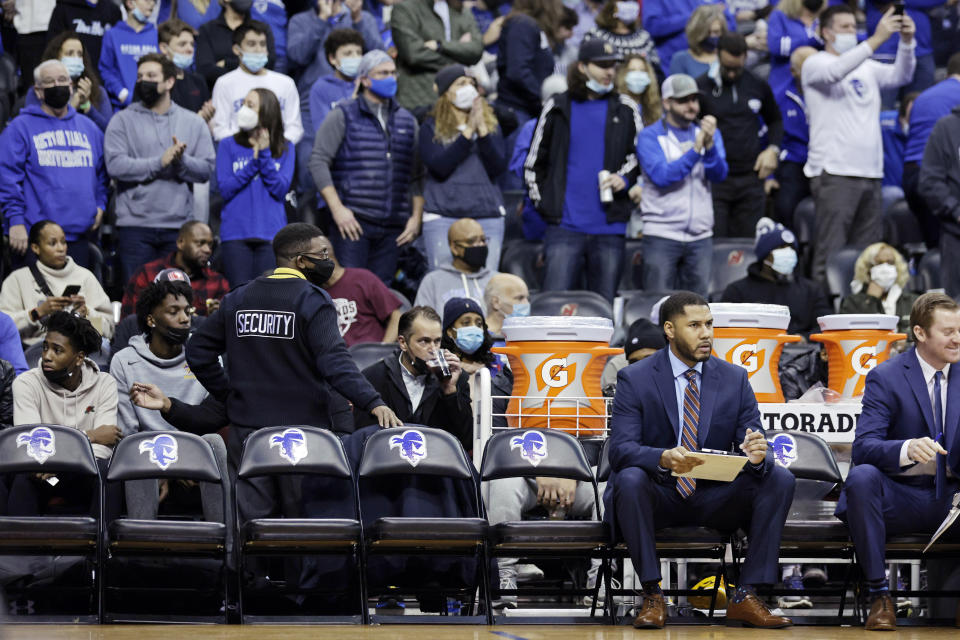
[776, 79, 809, 165]
[99, 21, 159, 107]
[308, 75, 355, 137]
[216, 136, 295, 242]
[253, 0, 290, 73]
[766, 9, 821, 99]
[880, 109, 906, 188]
[644, 0, 734, 72]
[866, 0, 936, 61]
[905, 77, 960, 164]
[0, 104, 108, 242]
[176, 0, 221, 30]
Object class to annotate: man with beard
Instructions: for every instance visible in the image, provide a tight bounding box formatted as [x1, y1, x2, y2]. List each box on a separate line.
[121, 221, 230, 318]
[185, 222, 401, 519]
[606, 291, 795, 629]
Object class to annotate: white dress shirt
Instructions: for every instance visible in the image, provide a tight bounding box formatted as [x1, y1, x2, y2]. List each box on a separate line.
[899, 354, 950, 467]
[398, 354, 427, 411]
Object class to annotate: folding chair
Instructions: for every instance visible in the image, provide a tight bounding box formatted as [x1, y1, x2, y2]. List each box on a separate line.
[530, 290, 614, 321]
[236, 426, 365, 623]
[481, 428, 611, 623]
[597, 439, 732, 621]
[709, 238, 755, 299]
[0, 424, 102, 622]
[102, 431, 230, 623]
[358, 426, 490, 624]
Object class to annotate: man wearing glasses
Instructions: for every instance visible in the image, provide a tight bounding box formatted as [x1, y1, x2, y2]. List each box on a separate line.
[414, 217, 495, 314]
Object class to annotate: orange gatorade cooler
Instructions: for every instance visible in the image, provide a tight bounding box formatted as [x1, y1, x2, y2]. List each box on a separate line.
[709, 303, 802, 403]
[492, 317, 621, 436]
[810, 314, 907, 398]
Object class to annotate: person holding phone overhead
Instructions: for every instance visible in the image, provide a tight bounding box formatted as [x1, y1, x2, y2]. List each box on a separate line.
[607, 291, 795, 629]
[0, 220, 115, 348]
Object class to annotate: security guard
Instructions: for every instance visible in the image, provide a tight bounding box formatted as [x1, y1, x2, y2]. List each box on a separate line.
[186, 223, 401, 518]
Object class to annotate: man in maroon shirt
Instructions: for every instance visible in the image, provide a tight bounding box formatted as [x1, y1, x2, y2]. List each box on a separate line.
[317, 235, 403, 346]
[121, 221, 230, 317]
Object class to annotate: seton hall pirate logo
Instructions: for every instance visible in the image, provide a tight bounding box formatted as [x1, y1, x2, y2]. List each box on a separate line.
[17, 426, 56, 464]
[389, 429, 427, 467]
[270, 428, 308, 465]
[510, 430, 548, 467]
[139, 434, 179, 471]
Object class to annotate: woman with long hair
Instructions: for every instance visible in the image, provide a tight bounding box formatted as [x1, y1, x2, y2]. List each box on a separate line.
[668, 4, 727, 77]
[420, 65, 507, 272]
[216, 87, 295, 285]
[39, 32, 113, 131]
[840, 242, 918, 340]
[615, 53, 661, 125]
[766, 0, 823, 97]
[584, 0, 660, 72]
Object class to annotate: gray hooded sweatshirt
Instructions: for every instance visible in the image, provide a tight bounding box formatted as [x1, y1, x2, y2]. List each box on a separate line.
[111, 334, 209, 436]
[413, 264, 493, 315]
[103, 101, 215, 229]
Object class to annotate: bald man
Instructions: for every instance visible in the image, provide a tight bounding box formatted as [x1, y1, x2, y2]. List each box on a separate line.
[484, 273, 530, 336]
[772, 46, 818, 228]
[414, 218, 497, 314]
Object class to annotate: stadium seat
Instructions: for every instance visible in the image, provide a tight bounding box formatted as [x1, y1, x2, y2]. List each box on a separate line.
[618, 239, 644, 292]
[389, 288, 412, 312]
[236, 427, 365, 623]
[918, 250, 941, 291]
[794, 197, 816, 247]
[103, 432, 230, 623]
[480, 429, 611, 623]
[0, 424, 102, 622]
[499, 240, 544, 290]
[349, 342, 398, 372]
[883, 199, 924, 248]
[621, 290, 677, 327]
[709, 238, 755, 298]
[825, 246, 863, 304]
[358, 426, 490, 623]
[530, 290, 614, 320]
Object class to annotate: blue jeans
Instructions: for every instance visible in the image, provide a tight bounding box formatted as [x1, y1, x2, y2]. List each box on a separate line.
[117, 226, 180, 284]
[541, 225, 625, 303]
[221, 239, 275, 286]
[329, 218, 401, 285]
[641, 235, 712, 296]
[421, 215, 504, 272]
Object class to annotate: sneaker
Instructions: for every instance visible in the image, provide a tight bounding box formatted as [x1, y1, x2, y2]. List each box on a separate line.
[583, 577, 621, 607]
[801, 566, 827, 588]
[494, 568, 518, 609]
[778, 573, 813, 609]
[375, 596, 405, 615]
[516, 563, 545, 582]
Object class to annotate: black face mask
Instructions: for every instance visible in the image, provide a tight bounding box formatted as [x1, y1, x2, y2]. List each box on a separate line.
[230, 0, 253, 12]
[303, 258, 336, 287]
[160, 326, 191, 345]
[136, 81, 162, 107]
[410, 355, 430, 376]
[802, 0, 823, 12]
[461, 245, 489, 271]
[43, 85, 71, 110]
[42, 366, 73, 386]
[700, 36, 719, 52]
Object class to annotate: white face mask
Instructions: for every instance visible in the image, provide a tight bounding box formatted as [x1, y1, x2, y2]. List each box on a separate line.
[770, 247, 798, 276]
[452, 84, 479, 111]
[831, 32, 858, 54]
[236, 105, 259, 131]
[870, 263, 898, 291]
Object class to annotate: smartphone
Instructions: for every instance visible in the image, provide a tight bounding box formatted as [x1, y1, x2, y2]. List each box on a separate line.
[62, 284, 81, 297]
[893, 2, 905, 16]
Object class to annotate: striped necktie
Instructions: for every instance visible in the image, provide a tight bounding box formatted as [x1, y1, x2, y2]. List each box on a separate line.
[677, 369, 700, 499]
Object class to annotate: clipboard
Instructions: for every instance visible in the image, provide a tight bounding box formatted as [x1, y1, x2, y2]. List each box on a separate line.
[924, 492, 960, 553]
[671, 449, 748, 482]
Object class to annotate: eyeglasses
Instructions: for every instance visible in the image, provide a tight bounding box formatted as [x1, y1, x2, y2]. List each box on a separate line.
[297, 250, 330, 261]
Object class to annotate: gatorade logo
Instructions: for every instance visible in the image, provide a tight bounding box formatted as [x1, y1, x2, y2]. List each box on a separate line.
[539, 357, 573, 389]
[729, 340, 766, 377]
[852, 345, 878, 376]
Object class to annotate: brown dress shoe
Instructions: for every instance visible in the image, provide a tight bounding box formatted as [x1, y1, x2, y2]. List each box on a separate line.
[726, 593, 793, 628]
[865, 593, 896, 631]
[632, 592, 667, 629]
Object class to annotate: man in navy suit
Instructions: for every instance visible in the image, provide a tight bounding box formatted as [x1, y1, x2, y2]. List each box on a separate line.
[837, 292, 960, 631]
[607, 291, 795, 629]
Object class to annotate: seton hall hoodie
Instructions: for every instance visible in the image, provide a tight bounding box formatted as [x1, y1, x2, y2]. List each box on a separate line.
[98, 20, 158, 107]
[13, 359, 119, 459]
[0, 104, 108, 240]
[111, 334, 209, 436]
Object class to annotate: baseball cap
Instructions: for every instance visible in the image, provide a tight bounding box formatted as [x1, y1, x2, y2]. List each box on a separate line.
[154, 268, 192, 286]
[661, 74, 699, 100]
[625, 318, 666, 355]
[578, 39, 624, 64]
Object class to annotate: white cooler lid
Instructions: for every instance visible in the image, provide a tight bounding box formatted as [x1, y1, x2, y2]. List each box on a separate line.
[817, 314, 899, 331]
[709, 303, 791, 330]
[502, 316, 614, 343]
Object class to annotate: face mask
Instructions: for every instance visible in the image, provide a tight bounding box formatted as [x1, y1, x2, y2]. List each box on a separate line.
[870, 263, 898, 291]
[172, 51, 195, 70]
[453, 84, 479, 110]
[409, 353, 430, 375]
[237, 105, 259, 131]
[701, 36, 719, 53]
[61, 56, 84, 78]
[508, 301, 531, 318]
[160, 326, 191, 345]
[455, 326, 485, 354]
[769, 247, 798, 276]
[231, 0, 253, 12]
[615, 1, 639, 23]
[625, 70, 650, 95]
[242, 51, 268, 73]
[368, 76, 398, 98]
[586, 77, 613, 95]
[832, 32, 858, 54]
[802, 0, 823, 12]
[461, 245, 488, 270]
[136, 80, 162, 107]
[43, 85, 71, 109]
[302, 259, 336, 286]
[721, 65, 743, 84]
[131, 6, 149, 23]
[42, 366, 73, 386]
[338, 56, 362, 78]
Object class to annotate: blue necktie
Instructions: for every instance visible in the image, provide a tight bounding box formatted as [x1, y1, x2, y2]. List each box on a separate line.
[677, 369, 700, 499]
[934, 371, 946, 500]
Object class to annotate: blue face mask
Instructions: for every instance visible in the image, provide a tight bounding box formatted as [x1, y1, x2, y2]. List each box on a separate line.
[61, 56, 85, 79]
[586, 78, 613, 95]
[509, 302, 531, 318]
[368, 75, 398, 99]
[770, 247, 798, 276]
[455, 326, 485, 354]
[625, 70, 650, 95]
[338, 56, 362, 78]
[131, 6, 149, 23]
[172, 51, 195, 70]
[242, 51, 268, 73]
